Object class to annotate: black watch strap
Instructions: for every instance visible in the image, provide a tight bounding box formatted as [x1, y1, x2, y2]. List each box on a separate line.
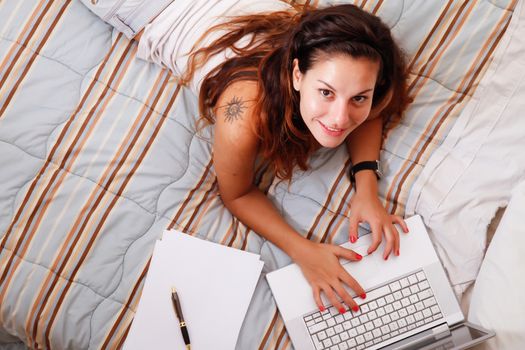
[349, 160, 381, 185]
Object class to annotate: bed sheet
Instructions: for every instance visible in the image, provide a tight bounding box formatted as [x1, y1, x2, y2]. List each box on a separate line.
[468, 181, 525, 350]
[0, 0, 518, 349]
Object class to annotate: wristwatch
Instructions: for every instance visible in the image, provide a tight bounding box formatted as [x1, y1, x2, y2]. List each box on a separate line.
[349, 160, 382, 186]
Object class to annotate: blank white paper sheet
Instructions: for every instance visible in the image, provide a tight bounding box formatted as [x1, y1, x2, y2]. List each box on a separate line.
[123, 230, 264, 350]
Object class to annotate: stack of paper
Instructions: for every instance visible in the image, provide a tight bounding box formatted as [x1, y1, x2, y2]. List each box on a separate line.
[124, 229, 264, 350]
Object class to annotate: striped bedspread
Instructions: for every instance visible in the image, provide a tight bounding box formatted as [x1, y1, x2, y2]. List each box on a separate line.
[0, 0, 517, 349]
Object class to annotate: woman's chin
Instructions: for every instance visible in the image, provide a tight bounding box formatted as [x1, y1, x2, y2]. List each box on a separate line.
[311, 128, 350, 149]
[315, 138, 345, 149]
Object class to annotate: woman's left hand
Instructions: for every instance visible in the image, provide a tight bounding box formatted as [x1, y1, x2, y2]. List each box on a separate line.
[348, 191, 408, 260]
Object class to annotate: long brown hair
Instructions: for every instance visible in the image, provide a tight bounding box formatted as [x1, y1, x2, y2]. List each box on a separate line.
[184, 2, 409, 180]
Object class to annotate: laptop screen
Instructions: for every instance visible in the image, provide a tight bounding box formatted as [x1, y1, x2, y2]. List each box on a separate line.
[407, 322, 493, 350]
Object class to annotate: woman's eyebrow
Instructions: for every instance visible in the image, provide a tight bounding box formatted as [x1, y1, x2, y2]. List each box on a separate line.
[317, 79, 373, 95]
[317, 79, 337, 91]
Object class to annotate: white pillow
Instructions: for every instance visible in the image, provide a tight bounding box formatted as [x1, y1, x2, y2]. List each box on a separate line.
[467, 181, 525, 350]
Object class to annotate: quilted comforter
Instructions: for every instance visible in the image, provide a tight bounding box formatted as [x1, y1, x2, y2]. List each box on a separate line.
[0, 0, 518, 349]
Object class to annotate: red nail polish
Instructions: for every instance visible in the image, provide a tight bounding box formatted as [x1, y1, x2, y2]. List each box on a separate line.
[384, 255, 389, 261]
[350, 236, 356, 243]
[352, 305, 359, 312]
[396, 249, 400, 256]
[319, 305, 325, 312]
[360, 293, 366, 299]
[339, 307, 346, 314]
[355, 254, 362, 261]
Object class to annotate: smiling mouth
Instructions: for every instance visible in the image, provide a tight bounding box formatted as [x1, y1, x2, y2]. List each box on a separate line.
[319, 121, 344, 133]
[325, 125, 342, 132]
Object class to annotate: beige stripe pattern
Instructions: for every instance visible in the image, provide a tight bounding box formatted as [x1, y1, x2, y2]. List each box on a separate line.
[0, 0, 518, 349]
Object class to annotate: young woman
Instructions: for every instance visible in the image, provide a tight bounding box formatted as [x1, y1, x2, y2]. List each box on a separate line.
[83, 0, 410, 314]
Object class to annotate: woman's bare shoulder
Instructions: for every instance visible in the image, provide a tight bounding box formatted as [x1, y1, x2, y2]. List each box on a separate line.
[212, 81, 261, 200]
[214, 80, 259, 127]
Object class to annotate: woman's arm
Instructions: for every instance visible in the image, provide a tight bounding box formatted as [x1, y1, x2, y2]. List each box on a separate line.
[345, 96, 408, 259]
[213, 81, 365, 313]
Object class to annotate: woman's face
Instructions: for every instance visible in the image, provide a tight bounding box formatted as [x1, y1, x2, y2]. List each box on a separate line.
[292, 54, 380, 148]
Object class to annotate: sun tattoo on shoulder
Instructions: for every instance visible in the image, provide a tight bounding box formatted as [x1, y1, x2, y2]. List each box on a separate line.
[223, 96, 246, 123]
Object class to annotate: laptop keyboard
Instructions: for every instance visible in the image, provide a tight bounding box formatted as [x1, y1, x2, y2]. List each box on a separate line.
[303, 270, 444, 350]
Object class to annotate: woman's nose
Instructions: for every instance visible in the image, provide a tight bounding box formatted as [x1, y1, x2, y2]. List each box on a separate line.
[332, 101, 368, 125]
[331, 101, 351, 125]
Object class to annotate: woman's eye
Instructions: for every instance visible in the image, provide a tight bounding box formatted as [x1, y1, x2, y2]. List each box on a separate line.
[320, 89, 332, 97]
[353, 96, 367, 103]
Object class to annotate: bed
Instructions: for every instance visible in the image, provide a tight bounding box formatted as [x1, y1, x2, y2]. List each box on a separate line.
[1, 0, 524, 349]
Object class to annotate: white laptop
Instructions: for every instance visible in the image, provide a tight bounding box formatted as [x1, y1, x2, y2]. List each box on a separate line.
[266, 215, 494, 350]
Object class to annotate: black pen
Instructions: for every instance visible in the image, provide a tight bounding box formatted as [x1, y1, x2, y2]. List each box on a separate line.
[171, 287, 191, 350]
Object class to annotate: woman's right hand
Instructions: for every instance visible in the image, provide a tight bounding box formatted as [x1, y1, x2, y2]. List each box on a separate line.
[291, 240, 366, 314]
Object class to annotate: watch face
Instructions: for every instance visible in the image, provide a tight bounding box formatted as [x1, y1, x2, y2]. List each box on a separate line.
[375, 160, 383, 179]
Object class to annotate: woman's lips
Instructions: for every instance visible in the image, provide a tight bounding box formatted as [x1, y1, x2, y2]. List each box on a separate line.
[318, 120, 345, 136]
